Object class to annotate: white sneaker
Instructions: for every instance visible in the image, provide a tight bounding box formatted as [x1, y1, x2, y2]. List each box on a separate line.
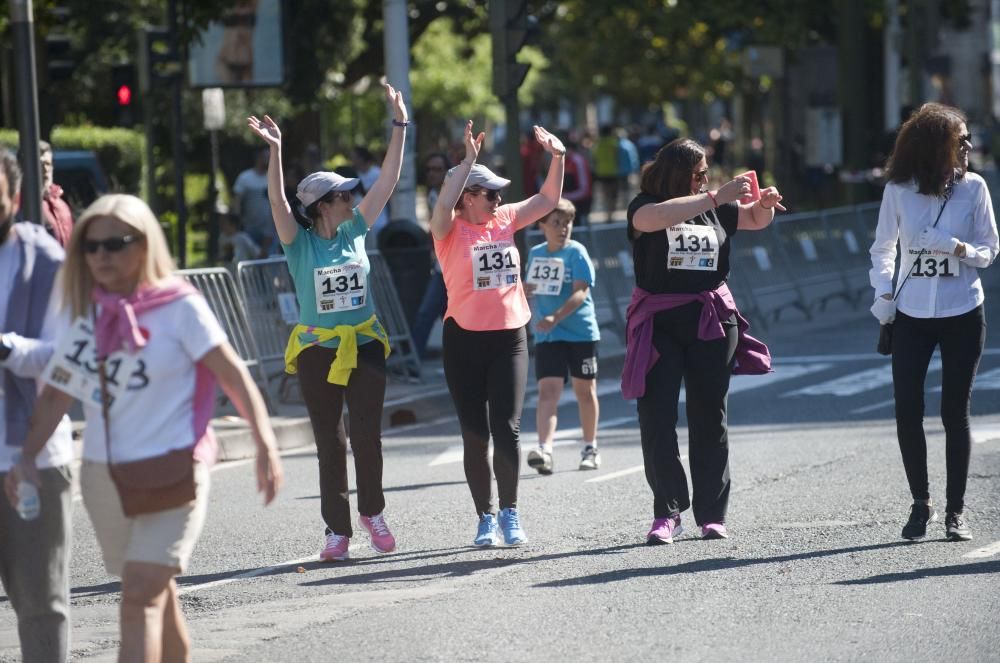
[527, 447, 554, 475]
[579, 445, 601, 470]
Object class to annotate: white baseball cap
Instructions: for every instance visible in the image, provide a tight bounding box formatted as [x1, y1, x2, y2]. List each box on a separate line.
[458, 163, 510, 190]
[296, 171, 360, 208]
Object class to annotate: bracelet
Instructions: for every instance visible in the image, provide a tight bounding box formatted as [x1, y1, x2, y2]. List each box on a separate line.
[392, 119, 410, 127]
[705, 190, 718, 209]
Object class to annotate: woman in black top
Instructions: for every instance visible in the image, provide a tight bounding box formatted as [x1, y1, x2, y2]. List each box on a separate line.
[624, 138, 783, 545]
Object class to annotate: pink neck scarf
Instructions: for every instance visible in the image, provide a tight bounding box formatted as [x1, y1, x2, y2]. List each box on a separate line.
[92, 278, 198, 359]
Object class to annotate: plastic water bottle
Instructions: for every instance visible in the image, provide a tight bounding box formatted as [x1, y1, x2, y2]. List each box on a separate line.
[11, 452, 40, 521]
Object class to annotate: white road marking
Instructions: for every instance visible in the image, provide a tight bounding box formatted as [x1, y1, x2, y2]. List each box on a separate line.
[785, 359, 941, 397]
[962, 540, 1000, 559]
[178, 555, 317, 595]
[771, 348, 1000, 363]
[850, 398, 895, 414]
[680, 363, 832, 402]
[585, 455, 687, 484]
[935, 366, 1000, 392]
[584, 464, 645, 483]
[427, 415, 638, 467]
[973, 425, 1000, 444]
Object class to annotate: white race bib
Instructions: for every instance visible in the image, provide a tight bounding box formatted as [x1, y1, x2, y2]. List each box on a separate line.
[907, 249, 958, 279]
[472, 241, 520, 290]
[526, 256, 565, 295]
[666, 223, 720, 271]
[42, 317, 140, 409]
[313, 262, 367, 314]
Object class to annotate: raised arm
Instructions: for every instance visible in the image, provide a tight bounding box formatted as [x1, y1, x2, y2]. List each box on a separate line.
[633, 174, 751, 234]
[430, 120, 483, 242]
[358, 82, 409, 228]
[247, 115, 298, 245]
[507, 126, 566, 229]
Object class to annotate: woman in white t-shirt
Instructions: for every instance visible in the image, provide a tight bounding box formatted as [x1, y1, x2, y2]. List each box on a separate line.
[5, 194, 283, 662]
[870, 102, 999, 542]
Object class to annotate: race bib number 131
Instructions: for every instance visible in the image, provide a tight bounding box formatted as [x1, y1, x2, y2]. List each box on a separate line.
[472, 242, 520, 290]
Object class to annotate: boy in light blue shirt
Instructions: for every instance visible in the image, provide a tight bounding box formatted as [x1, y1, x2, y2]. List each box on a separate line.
[525, 199, 601, 474]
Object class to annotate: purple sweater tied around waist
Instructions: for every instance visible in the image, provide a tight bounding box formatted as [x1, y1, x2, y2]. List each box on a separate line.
[620, 283, 772, 400]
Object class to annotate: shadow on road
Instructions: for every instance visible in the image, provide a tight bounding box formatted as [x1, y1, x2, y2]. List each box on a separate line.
[533, 540, 914, 588]
[834, 559, 1000, 585]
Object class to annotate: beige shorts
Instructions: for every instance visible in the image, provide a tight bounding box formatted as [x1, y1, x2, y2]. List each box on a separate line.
[80, 460, 210, 577]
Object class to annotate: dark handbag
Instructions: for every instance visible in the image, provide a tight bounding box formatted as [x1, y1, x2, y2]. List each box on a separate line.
[877, 322, 894, 356]
[875, 181, 955, 356]
[98, 355, 197, 518]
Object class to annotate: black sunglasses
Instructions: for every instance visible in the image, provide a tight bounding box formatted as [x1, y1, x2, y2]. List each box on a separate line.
[468, 189, 501, 201]
[959, 133, 972, 143]
[83, 234, 140, 254]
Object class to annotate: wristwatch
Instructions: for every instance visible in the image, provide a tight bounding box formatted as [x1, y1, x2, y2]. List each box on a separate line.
[0, 334, 12, 361]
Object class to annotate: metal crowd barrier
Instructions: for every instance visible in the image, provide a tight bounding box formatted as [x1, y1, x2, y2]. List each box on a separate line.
[177, 267, 274, 412]
[236, 257, 299, 402]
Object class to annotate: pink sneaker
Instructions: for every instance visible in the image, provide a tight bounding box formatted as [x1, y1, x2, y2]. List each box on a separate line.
[319, 532, 350, 562]
[646, 515, 683, 545]
[701, 523, 728, 539]
[359, 513, 396, 553]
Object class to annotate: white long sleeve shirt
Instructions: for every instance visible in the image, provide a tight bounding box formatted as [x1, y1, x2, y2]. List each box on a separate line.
[0, 236, 74, 472]
[870, 172, 999, 319]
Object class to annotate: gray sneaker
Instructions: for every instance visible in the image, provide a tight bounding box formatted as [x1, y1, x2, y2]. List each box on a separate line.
[527, 447, 554, 475]
[579, 445, 601, 470]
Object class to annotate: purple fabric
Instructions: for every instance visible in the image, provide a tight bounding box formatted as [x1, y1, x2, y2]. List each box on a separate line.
[620, 283, 772, 400]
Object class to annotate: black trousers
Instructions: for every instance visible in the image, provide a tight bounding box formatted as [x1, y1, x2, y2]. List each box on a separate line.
[297, 341, 387, 536]
[636, 302, 738, 524]
[442, 318, 529, 515]
[892, 305, 985, 514]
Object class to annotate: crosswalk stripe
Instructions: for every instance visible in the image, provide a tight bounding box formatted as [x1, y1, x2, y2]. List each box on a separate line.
[784, 359, 941, 397]
[584, 464, 645, 483]
[585, 455, 687, 484]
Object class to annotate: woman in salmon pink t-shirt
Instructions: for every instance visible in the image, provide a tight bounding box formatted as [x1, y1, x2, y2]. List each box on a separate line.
[430, 120, 565, 547]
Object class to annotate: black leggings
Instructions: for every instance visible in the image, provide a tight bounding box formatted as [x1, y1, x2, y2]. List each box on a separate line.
[635, 302, 738, 524]
[892, 305, 985, 514]
[442, 318, 528, 515]
[297, 341, 386, 536]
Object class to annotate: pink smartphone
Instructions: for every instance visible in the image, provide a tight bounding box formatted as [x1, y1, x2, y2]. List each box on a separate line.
[737, 170, 760, 204]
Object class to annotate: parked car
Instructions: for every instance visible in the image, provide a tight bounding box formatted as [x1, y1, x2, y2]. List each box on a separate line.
[53, 149, 109, 210]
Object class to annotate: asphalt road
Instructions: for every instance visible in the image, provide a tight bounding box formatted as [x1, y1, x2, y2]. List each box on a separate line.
[2, 306, 1000, 662]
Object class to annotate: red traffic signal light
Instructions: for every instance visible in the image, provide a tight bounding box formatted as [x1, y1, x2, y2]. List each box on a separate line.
[117, 84, 133, 106]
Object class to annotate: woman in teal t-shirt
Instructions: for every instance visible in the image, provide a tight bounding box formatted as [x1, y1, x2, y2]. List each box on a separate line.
[247, 82, 408, 562]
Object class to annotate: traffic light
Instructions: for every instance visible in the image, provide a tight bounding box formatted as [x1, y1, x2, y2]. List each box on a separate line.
[111, 64, 137, 127]
[45, 34, 75, 83]
[137, 26, 181, 93]
[490, 0, 535, 100]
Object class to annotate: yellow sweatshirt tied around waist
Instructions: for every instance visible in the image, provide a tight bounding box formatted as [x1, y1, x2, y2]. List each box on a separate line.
[284, 314, 391, 386]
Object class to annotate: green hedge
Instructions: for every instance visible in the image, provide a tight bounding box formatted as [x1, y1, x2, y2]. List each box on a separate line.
[0, 126, 145, 197]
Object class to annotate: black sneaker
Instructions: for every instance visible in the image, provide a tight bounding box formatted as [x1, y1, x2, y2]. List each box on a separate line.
[901, 503, 937, 540]
[945, 512, 973, 541]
